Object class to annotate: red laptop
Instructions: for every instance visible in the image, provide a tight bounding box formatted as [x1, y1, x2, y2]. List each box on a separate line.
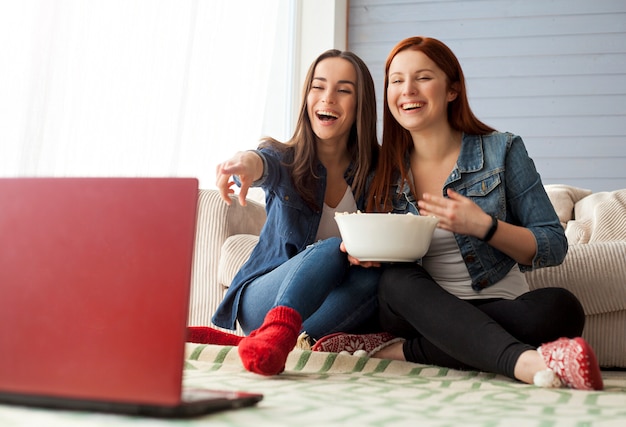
[0, 177, 262, 417]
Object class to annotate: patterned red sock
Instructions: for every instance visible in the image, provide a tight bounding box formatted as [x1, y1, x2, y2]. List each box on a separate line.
[538, 337, 604, 390]
[238, 306, 302, 376]
[312, 331, 400, 356]
[187, 326, 243, 346]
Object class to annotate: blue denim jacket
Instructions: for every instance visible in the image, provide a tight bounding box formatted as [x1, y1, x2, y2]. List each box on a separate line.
[212, 147, 364, 329]
[391, 132, 567, 292]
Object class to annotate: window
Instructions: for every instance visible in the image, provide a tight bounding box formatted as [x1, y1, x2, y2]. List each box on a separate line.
[0, 0, 294, 188]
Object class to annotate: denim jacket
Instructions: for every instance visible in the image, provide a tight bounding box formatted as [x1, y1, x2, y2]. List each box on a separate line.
[391, 132, 567, 292]
[212, 147, 364, 329]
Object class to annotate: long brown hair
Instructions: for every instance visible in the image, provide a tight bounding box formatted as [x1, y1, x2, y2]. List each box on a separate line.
[260, 49, 378, 209]
[367, 36, 495, 212]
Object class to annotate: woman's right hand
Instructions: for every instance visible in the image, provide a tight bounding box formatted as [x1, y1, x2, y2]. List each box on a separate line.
[215, 151, 263, 206]
[340, 241, 381, 268]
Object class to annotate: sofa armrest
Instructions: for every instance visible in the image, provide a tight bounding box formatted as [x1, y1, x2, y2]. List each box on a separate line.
[218, 234, 260, 290]
[188, 189, 266, 327]
[526, 241, 626, 316]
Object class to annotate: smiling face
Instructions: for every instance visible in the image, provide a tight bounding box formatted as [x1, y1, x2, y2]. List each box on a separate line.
[306, 57, 357, 145]
[386, 49, 457, 134]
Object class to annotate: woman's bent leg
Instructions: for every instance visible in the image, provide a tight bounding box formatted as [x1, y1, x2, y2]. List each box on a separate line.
[379, 264, 533, 378]
[471, 288, 585, 347]
[238, 237, 349, 335]
[237, 237, 354, 375]
[302, 265, 381, 339]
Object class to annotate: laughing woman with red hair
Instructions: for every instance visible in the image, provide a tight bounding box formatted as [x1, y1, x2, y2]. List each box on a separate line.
[313, 36, 603, 391]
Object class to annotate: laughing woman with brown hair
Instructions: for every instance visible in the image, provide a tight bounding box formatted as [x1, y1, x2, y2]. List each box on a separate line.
[190, 49, 381, 377]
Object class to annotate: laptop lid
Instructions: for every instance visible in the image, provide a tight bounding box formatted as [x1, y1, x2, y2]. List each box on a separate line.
[0, 177, 261, 416]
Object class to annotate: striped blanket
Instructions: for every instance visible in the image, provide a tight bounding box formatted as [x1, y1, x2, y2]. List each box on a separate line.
[2, 344, 626, 426]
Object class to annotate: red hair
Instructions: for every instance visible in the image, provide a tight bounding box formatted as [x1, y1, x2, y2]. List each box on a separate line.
[367, 36, 495, 212]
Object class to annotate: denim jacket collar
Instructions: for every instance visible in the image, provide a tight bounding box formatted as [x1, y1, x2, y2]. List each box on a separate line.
[396, 133, 484, 197]
[455, 134, 484, 173]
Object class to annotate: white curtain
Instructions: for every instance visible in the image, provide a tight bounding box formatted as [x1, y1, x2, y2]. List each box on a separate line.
[0, 0, 293, 189]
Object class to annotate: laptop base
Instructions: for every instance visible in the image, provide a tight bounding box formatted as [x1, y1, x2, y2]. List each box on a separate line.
[0, 389, 263, 418]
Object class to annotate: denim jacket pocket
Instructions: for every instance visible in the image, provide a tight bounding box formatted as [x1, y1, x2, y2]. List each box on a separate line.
[464, 173, 501, 197]
[271, 185, 309, 240]
[461, 173, 503, 217]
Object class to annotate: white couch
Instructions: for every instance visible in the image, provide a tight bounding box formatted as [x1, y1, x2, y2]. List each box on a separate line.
[525, 185, 626, 368]
[188, 186, 626, 368]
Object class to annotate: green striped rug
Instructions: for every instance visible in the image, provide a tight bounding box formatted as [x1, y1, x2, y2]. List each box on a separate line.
[183, 343, 626, 427]
[1, 343, 625, 426]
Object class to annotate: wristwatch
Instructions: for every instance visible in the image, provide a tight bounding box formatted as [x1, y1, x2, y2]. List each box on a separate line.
[481, 214, 498, 242]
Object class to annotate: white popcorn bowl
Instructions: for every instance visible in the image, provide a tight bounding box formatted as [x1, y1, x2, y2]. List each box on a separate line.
[335, 213, 439, 262]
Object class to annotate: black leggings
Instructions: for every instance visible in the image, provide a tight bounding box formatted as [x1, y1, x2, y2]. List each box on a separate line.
[378, 263, 585, 379]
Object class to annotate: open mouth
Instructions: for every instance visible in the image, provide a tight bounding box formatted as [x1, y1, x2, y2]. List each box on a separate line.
[401, 102, 424, 111]
[316, 110, 339, 122]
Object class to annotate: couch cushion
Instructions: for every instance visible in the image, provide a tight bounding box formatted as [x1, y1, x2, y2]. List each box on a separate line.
[544, 184, 592, 228]
[218, 234, 259, 287]
[566, 189, 626, 244]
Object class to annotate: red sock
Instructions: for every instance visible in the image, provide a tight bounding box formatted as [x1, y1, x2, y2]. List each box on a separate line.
[187, 326, 244, 346]
[238, 306, 302, 376]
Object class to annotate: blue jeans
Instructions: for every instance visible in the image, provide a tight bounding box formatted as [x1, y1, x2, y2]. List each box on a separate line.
[237, 237, 381, 339]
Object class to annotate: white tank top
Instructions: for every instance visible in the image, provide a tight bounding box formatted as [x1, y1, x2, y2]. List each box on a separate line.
[316, 186, 357, 241]
[421, 228, 529, 300]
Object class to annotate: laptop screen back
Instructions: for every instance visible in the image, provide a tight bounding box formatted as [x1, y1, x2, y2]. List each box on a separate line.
[0, 177, 199, 406]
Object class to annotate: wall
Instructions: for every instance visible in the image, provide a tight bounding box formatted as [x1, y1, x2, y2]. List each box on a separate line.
[291, 0, 348, 131]
[348, 0, 626, 192]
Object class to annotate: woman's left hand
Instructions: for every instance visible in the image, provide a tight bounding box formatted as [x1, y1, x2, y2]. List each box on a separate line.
[418, 188, 492, 238]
